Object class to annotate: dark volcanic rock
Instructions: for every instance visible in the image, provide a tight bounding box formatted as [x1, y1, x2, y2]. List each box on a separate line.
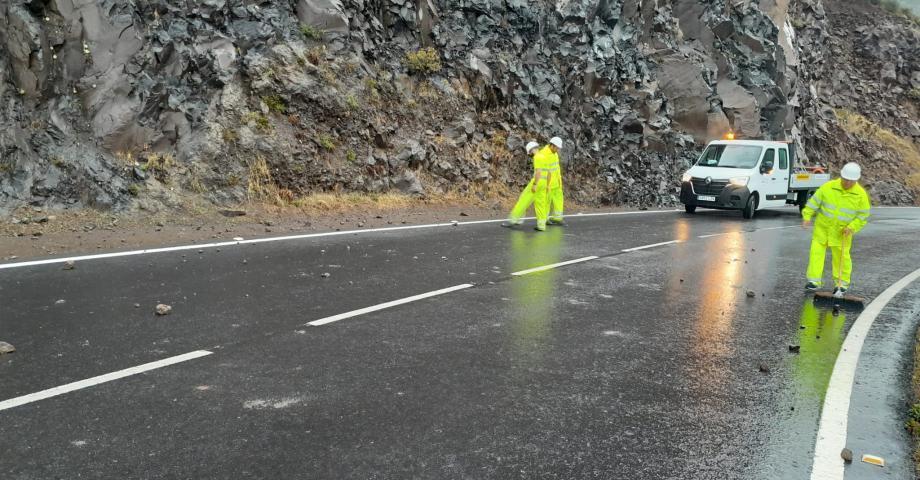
[0, 0, 915, 216]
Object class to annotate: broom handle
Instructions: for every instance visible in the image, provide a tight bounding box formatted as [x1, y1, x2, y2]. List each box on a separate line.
[836, 230, 851, 288]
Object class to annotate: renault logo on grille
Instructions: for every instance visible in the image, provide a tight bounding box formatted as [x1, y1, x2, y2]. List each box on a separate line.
[705, 176, 712, 185]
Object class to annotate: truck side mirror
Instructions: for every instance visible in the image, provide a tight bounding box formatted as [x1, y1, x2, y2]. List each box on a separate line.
[760, 160, 774, 174]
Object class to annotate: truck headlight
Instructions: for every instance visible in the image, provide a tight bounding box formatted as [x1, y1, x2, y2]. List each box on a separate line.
[729, 176, 749, 186]
[681, 173, 692, 182]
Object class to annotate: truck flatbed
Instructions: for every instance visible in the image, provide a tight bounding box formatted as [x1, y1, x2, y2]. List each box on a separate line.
[790, 170, 831, 190]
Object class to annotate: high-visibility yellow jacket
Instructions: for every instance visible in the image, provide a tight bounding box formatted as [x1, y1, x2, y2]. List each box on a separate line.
[533, 146, 561, 186]
[802, 179, 871, 246]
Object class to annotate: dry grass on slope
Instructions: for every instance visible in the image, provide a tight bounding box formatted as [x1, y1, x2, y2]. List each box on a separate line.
[834, 109, 920, 188]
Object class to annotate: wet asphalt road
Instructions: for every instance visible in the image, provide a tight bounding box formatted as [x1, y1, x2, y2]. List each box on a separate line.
[2, 207, 920, 479]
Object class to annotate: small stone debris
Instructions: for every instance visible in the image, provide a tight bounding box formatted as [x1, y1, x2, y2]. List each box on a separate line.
[197, 250, 204, 254]
[746, 290, 756, 298]
[450, 220, 459, 226]
[156, 221, 165, 227]
[758, 363, 770, 373]
[242, 259, 248, 265]
[800, 325, 806, 329]
[679, 278, 684, 282]
[357, 222, 365, 228]
[441, 256, 448, 261]
[321, 272, 330, 278]
[134, 303, 141, 308]
[840, 448, 853, 463]
[63, 261, 75, 270]
[155, 304, 172, 316]
[219, 210, 246, 217]
[459, 212, 469, 217]
[55, 299, 66, 305]
[0, 341, 15, 354]
[788, 345, 801, 353]
[233, 237, 244, 241]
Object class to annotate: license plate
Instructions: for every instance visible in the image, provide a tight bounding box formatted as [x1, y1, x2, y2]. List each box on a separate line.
[697, 195, 716, 202]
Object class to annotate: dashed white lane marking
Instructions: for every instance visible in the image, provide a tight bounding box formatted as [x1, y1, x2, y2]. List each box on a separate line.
[621, 240, 682, 253]
[0, 350, 213, 412]
[697, 225, 799, 238]
[307, 284, 475, 326]
[809, 266, 920, 480]
[511, 256, 599, 276]
[0, 210, 678, 271]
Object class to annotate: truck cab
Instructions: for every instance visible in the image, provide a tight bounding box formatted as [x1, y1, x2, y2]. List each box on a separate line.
[679, 139, 829, 219]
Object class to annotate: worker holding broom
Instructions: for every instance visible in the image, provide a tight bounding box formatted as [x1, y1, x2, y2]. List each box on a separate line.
[802, 162, 871, 298]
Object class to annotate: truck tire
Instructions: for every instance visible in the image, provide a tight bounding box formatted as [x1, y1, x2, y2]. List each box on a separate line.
[685, 204, 696, 214]
[742, 194, 757, 219]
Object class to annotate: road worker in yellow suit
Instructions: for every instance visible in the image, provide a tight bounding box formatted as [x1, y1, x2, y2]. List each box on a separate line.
[502, 137, 566, 231]
[528, 137, 566, 231]
[501, 141, 541, 228]
[543, 136, 566, 229]
[802, 162, 871, 297]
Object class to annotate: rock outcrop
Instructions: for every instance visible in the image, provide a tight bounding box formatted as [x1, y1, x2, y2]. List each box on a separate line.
[0, 0, 917, 215]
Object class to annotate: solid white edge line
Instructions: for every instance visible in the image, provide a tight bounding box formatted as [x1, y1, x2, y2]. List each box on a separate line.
[0, 210, 678, 271]
[0, 350, 213, 412]
[622, 240, 681, 253]
[755, 225, 799, 231]
[511, 256, 600, 276]
[809, 266, 920, 480]
[308, 284, 475, 327]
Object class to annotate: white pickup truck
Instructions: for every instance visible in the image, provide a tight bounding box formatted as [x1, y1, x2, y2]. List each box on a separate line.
[679, 139, 830, 219]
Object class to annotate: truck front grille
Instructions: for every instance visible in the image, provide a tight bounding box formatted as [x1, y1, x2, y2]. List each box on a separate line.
[691, 177, 728, 196]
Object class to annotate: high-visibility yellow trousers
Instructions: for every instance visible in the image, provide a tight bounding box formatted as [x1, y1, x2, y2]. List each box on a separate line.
[532, 178, 551, 230]
[806, 238, 852, 288]
[548, 178, 564, 222]
[508, 179, 535, 224]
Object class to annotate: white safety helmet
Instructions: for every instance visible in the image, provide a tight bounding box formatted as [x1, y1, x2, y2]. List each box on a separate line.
[840, 162, 861, 181]
[525, 141, 540, 154]
[549, 136, 563, 149]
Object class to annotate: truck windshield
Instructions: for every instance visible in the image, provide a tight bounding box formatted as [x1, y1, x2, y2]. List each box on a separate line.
[696, 145, 763, 169]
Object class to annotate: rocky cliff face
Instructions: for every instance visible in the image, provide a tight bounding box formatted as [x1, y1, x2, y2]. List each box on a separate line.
[0, 0, 917, 215]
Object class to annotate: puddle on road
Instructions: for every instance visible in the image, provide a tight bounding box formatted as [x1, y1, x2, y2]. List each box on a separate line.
[754, 299, 849, 479]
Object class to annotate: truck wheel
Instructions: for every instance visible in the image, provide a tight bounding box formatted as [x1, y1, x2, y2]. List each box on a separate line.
[742, 194, 757, 219]
[685, 205, 696, 214]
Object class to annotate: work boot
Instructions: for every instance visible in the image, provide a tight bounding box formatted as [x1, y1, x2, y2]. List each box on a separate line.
[833, 287, 847, 298]
[501, 221, 522, 228]
[548, 219, 568, 226]
[534, 225, 546, 232]
[805, 282, 820, 291]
